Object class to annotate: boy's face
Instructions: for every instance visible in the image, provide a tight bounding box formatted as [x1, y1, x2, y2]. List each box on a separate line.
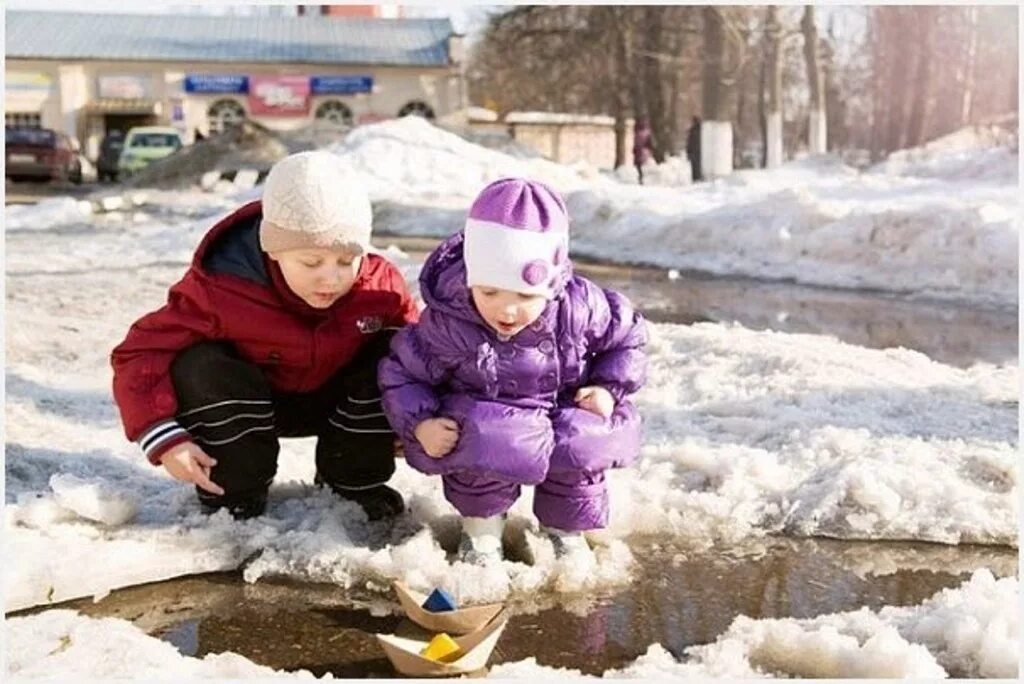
[269, 247, 362, 309]
[470, 286, 547, 338]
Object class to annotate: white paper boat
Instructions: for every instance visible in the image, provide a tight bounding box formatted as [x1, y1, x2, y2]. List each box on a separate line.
[393, 581, 504, 634]
[376, 608, 508, 677]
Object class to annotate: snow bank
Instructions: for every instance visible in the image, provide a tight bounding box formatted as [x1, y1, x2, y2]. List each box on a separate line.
[5, 609, 325, 679]
[871, 124, 1018, 182]
[325, 116, 589, 205]
[323, 118, 1018, 306]
[490, 569, 1018, 678]
[5, 312, 1015, 611]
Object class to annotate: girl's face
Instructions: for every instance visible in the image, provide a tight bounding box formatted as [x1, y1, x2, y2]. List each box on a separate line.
[470, 286, 547, 338]
[270, 247, 362, 308]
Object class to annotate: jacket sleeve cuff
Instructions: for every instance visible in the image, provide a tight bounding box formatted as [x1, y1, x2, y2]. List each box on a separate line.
[138, 419, 191, 466]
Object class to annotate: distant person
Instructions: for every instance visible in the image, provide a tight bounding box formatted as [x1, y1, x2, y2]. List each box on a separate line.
[110, 151, 419, 521]
[686, 116, 703, 183]
[380, 178, 648, 567]
[632, 118, 654, 185]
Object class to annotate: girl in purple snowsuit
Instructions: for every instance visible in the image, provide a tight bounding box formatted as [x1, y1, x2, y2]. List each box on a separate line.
[379, 178, 647, 565]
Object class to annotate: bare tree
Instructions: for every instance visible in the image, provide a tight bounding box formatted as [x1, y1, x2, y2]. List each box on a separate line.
[761, 5, 784, 166]
[959, 6, 979, 125]
[801, 5, 827, 154]
[905, 7, 937, 147]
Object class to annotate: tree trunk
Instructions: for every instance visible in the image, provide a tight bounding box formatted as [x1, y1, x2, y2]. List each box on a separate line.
[883, 9, 910, 152]
[701, 7, 734, 177]
[643, 7, 669, 163]
[868, 8, 886, 161]
[905, 7, 936, 147]
[608, 7, 631, 168]
[763, 5, 783, 167]
[959, 6, 979, 125]
[801, 5, 827, 154]
[702, 6, 725, 120]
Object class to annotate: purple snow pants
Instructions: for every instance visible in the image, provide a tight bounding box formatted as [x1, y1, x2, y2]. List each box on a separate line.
[433, 398, 641, 531]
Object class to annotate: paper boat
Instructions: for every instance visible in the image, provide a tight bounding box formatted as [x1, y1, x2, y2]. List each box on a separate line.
[393, 581, 504, 634]
[376, 608, 508, 677]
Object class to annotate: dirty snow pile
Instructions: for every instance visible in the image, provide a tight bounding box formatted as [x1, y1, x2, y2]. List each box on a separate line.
[325, 116, 591, 207]
[324, 117, 1018, 307]
[869, 123, 1018, 182]
[491, 569, 1018, 679]
[5, 609, 325, 679]
[6, 569, 1016, 678]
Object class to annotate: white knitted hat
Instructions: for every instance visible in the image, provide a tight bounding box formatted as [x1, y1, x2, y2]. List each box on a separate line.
[259, 151, 373, 255]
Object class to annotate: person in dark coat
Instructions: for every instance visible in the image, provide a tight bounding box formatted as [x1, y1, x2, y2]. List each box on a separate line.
[686, 116, 703, 183]
[111, 151, 419, 521]
[632, 118, 654, 185]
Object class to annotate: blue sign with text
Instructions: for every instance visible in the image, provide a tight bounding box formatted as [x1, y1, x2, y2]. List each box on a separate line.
[184, 74, 249, 94]
[310, 76, 373, 95]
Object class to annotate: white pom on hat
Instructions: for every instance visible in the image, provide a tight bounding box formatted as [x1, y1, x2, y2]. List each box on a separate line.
[259, 150, 372, 254]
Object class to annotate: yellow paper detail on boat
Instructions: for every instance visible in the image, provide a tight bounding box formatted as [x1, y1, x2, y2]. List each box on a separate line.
[420, 633, 462, 662]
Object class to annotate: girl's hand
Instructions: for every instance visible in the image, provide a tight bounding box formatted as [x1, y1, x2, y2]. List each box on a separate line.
[575, 386, 615, 418]
[160, 442, 225, 495]
[414, 418, 460, 458]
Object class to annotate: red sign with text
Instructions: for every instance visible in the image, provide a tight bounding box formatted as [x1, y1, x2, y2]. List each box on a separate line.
[248, 76, 310, 116]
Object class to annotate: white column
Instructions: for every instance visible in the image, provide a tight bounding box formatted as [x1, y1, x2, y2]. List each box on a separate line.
[701, 120, 733, 178]
[765, 111, 783, 168]
[808, 108, 827, 155]
[57, 64, 88, 142]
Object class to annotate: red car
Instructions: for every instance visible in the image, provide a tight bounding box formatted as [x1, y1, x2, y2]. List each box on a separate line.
[5, 127, 82, 183]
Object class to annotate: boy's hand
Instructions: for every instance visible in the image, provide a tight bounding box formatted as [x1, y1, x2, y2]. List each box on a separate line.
[160, 442, 225, 495]
[414, 418, 459, 458]
[575, 386, 615, 418]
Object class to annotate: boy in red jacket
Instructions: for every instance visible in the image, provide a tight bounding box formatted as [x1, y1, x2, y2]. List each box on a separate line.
[111, 151, 418, 520]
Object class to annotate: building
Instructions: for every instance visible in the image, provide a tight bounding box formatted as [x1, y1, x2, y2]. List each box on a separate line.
[5, 10, 465, 159]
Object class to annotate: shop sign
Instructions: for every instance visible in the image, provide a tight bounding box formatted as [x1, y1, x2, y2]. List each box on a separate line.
[310, 75, 373, 95]
[6, 72, 53, 92]
[248, 76, 310, 116]
[184, 74, 249, 94]
[98, 75, 152, 99]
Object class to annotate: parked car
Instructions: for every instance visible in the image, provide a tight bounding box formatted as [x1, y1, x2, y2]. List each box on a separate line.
[118, 126, 183, 176]
[5, 127, 82, 183]
[96, 130, 125, 182]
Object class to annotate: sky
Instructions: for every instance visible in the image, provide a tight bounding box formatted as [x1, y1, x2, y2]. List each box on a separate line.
[4, 1, 502, 39]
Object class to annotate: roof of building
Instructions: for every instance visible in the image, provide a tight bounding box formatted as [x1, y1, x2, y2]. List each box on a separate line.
[5, 11, 454, 67]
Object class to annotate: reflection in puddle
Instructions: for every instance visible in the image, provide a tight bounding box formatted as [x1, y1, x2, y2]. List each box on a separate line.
[573, 261, 1017, 369]
[375, 236, 1017, 369]
[25, 536, 1016, 677]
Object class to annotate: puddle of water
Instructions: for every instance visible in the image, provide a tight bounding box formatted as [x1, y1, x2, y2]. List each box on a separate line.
[18, 536, 1015, 678]
[569, 261, 1017, 369]
[374, 235, 1017, 369]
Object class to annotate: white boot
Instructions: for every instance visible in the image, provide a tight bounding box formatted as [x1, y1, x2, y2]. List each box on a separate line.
[542, 525, 596, 566]
[458, 515, 505, 566]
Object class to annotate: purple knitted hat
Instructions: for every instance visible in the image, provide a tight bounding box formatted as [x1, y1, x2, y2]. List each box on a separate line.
[463, 177, 570, 298]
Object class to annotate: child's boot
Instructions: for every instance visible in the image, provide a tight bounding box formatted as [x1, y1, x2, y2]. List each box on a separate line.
[315, 474, 405, 521]
[542, 525, 596, 566]
[457, 515, 505, 566]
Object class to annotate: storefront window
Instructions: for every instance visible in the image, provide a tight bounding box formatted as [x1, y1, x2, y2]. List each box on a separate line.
[207, 99, 246, 133]
[5, 112, 42, 129]
[314, 100, 353, 127]
[397, 101, 435, 120]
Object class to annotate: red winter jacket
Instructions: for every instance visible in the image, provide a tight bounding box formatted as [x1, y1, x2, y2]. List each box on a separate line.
[111, 200, 419, 465]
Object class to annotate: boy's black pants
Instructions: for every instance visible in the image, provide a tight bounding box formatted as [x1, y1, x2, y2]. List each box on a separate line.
[169, 332, 397, 511]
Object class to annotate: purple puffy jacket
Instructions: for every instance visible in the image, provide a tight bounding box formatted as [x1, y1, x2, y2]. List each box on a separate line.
[379, 232, 647, 485]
